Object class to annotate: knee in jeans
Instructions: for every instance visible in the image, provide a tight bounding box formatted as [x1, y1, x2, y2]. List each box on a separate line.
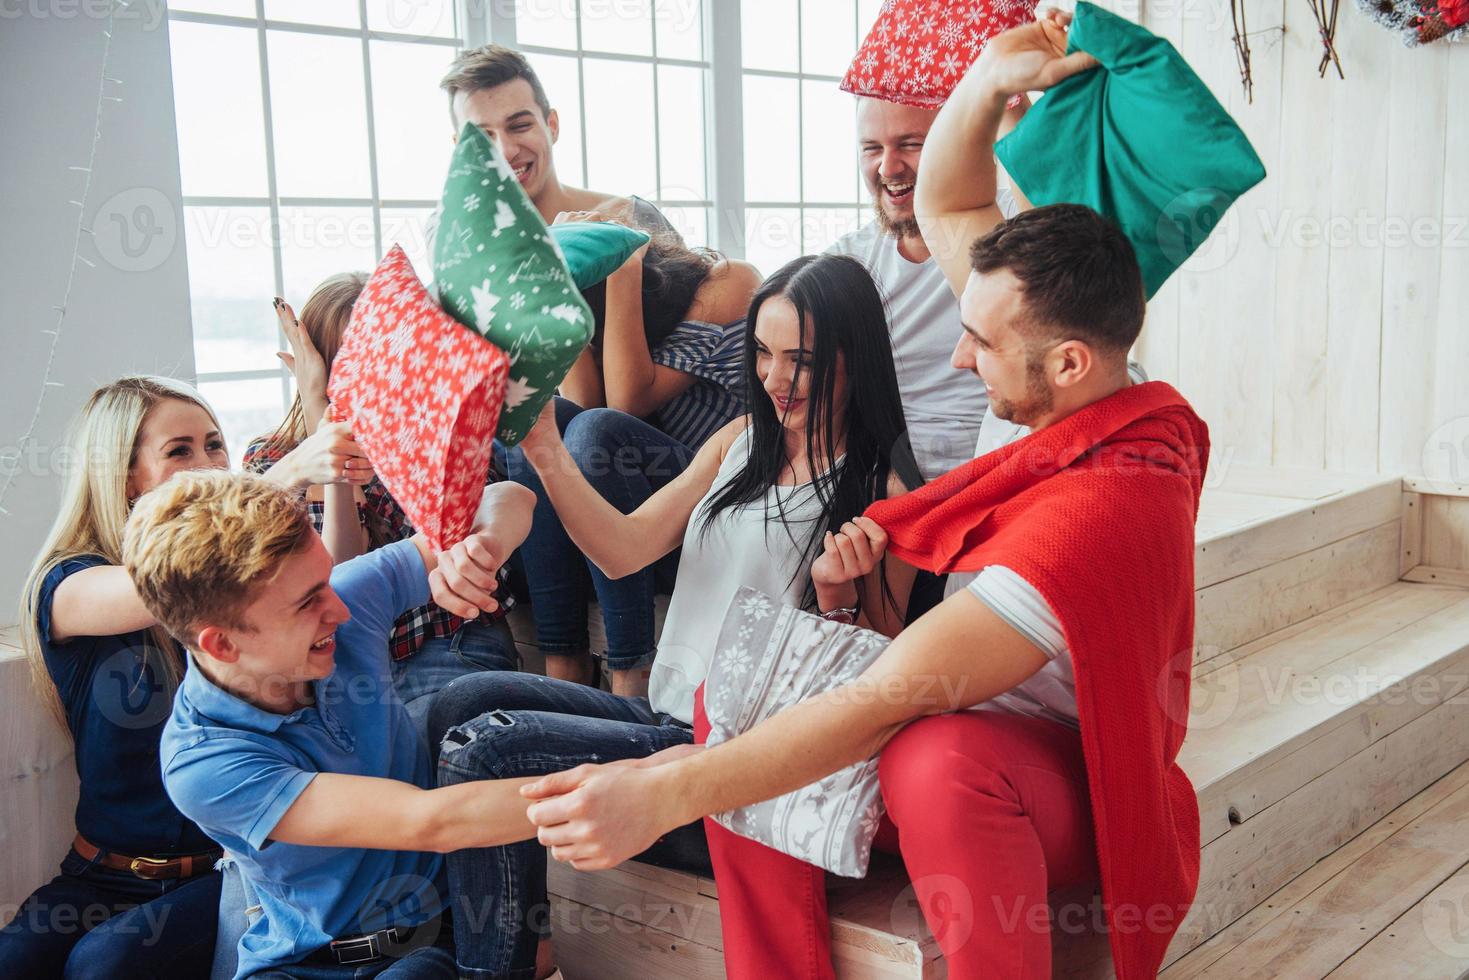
[563, 409, 628, 475]
[436, 712, 535, 783]
[65, 919, 143, 980]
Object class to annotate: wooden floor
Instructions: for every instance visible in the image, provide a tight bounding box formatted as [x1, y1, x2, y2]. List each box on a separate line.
[1162, 759, 1469, 980]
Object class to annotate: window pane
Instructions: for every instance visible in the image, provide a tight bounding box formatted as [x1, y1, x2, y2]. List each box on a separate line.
[382, 207, 437, 285]
[371, 40, 458, 199]
[528, 53, 585, 187]
[800, 0, 857, 77]
[582, 59, 657, 200]
[744, 207, 802, 277]
[170, 22, 268, 197]
[660, 205, 710, 249]
[655, 0, 703, 60]
[277, 206, 378, 305]
[515, 3, 579, 50]
[857, 0, 882, 35]
[169, 0, 255, 16]
[263, 0, 359, 29]
[199, 378, 289, 469]
[267, 32, 372, 198]
[580, 0, 653, 56]
[802, 79, 858, 203]
[741, 0, 797, 72]
[658, 65, 706, 200]
[801, 207, 861, 253]
[183, 207, 279, 375]
[365, 0, 457, 38]
[742, 75, 798, 202]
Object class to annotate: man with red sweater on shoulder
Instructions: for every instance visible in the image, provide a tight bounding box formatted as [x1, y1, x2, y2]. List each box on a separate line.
[516, 11, 1207, 979]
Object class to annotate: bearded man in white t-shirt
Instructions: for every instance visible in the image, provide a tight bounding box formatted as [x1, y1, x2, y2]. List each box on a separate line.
[825, 97, 1023, 482]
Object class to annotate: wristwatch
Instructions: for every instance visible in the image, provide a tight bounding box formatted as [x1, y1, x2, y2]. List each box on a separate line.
[821, 605, 860, 625]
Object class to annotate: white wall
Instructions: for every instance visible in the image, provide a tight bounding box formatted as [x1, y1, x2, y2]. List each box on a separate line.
[0, 3, 193, 911]
[1127, 0, 1468, 479]
[0, 3, 195, 610]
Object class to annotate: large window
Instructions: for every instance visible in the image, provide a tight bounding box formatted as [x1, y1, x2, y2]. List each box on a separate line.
[737, 0, 881, 272]
[171, 0, 884, 458]
[168, 0, 462, 463]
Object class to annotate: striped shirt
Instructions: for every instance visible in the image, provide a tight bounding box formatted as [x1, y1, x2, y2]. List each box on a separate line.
[650, 319, 746, 449]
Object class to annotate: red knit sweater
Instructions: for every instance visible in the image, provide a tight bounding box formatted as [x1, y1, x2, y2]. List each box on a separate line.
[866, 380, 1208, 978]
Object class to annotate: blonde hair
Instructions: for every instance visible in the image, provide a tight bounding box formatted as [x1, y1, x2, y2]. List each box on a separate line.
[257, 272, 367, 459]
[123, 470, 313, 646]
[19, 376, 222, 729]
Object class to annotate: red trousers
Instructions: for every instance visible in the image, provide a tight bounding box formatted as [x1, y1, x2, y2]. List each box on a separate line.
[693, 689, 1098, 979]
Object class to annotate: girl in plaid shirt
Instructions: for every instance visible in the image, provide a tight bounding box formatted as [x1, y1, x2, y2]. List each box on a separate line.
[245, 274, 518, 738]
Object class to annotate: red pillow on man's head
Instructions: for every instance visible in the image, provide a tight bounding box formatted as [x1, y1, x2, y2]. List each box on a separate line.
[840, 0, 1039, 107]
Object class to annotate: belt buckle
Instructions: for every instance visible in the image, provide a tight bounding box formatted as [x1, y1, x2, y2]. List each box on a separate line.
[128, 855, 172, 879]
[331, 934, 380, 965]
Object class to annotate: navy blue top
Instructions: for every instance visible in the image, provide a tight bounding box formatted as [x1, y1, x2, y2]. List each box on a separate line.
[37, 555, 216, 856]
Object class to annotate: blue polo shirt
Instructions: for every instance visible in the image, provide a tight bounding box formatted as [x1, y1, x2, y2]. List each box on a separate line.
[159, 540, 444, 979]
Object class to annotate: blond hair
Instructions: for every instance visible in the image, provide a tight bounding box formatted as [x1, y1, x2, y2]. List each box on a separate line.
[19, 376, 222, 729]
[257, 271, 368, 459]
[123, 470, 314, 647]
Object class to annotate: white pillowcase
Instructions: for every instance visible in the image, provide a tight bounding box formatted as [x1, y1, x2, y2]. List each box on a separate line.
[703, 587, 892, 878]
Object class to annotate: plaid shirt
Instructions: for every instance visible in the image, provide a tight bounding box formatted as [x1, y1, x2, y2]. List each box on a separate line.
[243, 437, 513, 661]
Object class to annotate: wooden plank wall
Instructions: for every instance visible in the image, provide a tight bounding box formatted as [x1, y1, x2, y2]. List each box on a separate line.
[1114, 0, 1469, 479]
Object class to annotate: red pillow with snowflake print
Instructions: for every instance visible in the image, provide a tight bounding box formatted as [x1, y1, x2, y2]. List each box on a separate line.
[327, 245, 510, 552]
[841, 0, 1038, 107]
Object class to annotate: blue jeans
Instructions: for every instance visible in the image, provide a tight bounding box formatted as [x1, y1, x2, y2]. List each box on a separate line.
[391, 618, 519, 743]
[429, 671, 708, 980]
[501, 400, 691, 671]
[0, 847, 221, 978]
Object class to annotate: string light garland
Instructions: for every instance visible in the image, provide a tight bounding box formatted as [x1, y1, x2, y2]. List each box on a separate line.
[0, 2, 125, 518]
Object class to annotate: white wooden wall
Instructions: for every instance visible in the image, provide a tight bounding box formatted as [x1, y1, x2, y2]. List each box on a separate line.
[1118, 0, 1468, 479]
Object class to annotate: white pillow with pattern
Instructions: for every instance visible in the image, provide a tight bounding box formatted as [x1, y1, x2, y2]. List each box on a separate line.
[703, 587, 892, 878]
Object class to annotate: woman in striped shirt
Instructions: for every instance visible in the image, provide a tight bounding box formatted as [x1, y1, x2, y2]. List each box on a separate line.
[503, 215, 761, 699]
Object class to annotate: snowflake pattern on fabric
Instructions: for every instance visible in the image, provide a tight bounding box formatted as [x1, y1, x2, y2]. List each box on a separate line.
[434, 122, 594, 446]
[327, 245, 509, 552]
[704, 587, 893, 878]
[840, 0, 1039, 107]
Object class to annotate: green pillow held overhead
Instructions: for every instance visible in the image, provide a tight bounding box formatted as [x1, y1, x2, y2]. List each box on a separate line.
[434, 122, 595, 446]
[552, 222, 651, 290]
[995, 2, 1266, 298]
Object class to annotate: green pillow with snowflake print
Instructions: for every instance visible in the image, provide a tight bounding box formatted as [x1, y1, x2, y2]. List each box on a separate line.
[434, 122, 594, 447]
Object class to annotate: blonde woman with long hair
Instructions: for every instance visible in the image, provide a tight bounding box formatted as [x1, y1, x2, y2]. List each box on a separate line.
[0, 376, 367, 977]
[246, 275, 518, 738]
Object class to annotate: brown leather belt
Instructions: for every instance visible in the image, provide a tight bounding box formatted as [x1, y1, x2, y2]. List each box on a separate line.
[73, 834, 221, 881]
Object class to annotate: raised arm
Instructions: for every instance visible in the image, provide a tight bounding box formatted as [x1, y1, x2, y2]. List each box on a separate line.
[516, 403, 743, 581]
[915, 10, 1097, 298]
[598, 248, 699, 418]
[522, 586, 1049, 868]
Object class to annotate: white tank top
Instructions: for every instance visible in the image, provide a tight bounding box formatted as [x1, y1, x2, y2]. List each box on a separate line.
[649, 427, 838, 724]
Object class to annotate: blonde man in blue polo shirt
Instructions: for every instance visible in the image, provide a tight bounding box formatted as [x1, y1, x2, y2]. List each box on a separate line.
[122, 471, 551, 979]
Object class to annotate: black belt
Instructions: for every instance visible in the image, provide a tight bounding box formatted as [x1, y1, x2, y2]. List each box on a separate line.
[307, 914, 447, 965]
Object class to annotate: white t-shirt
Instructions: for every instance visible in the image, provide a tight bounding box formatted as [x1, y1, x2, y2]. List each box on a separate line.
[968, 565, 1077, 729]
[825, 187, 1019, 482]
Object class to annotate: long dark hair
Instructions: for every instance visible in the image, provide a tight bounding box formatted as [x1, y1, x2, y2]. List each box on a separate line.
[699, 253, 923, 611]
[583, 231, 720, 349]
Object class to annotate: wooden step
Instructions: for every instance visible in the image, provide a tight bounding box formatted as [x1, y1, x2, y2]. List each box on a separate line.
[1161, 760, 1469, 980]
